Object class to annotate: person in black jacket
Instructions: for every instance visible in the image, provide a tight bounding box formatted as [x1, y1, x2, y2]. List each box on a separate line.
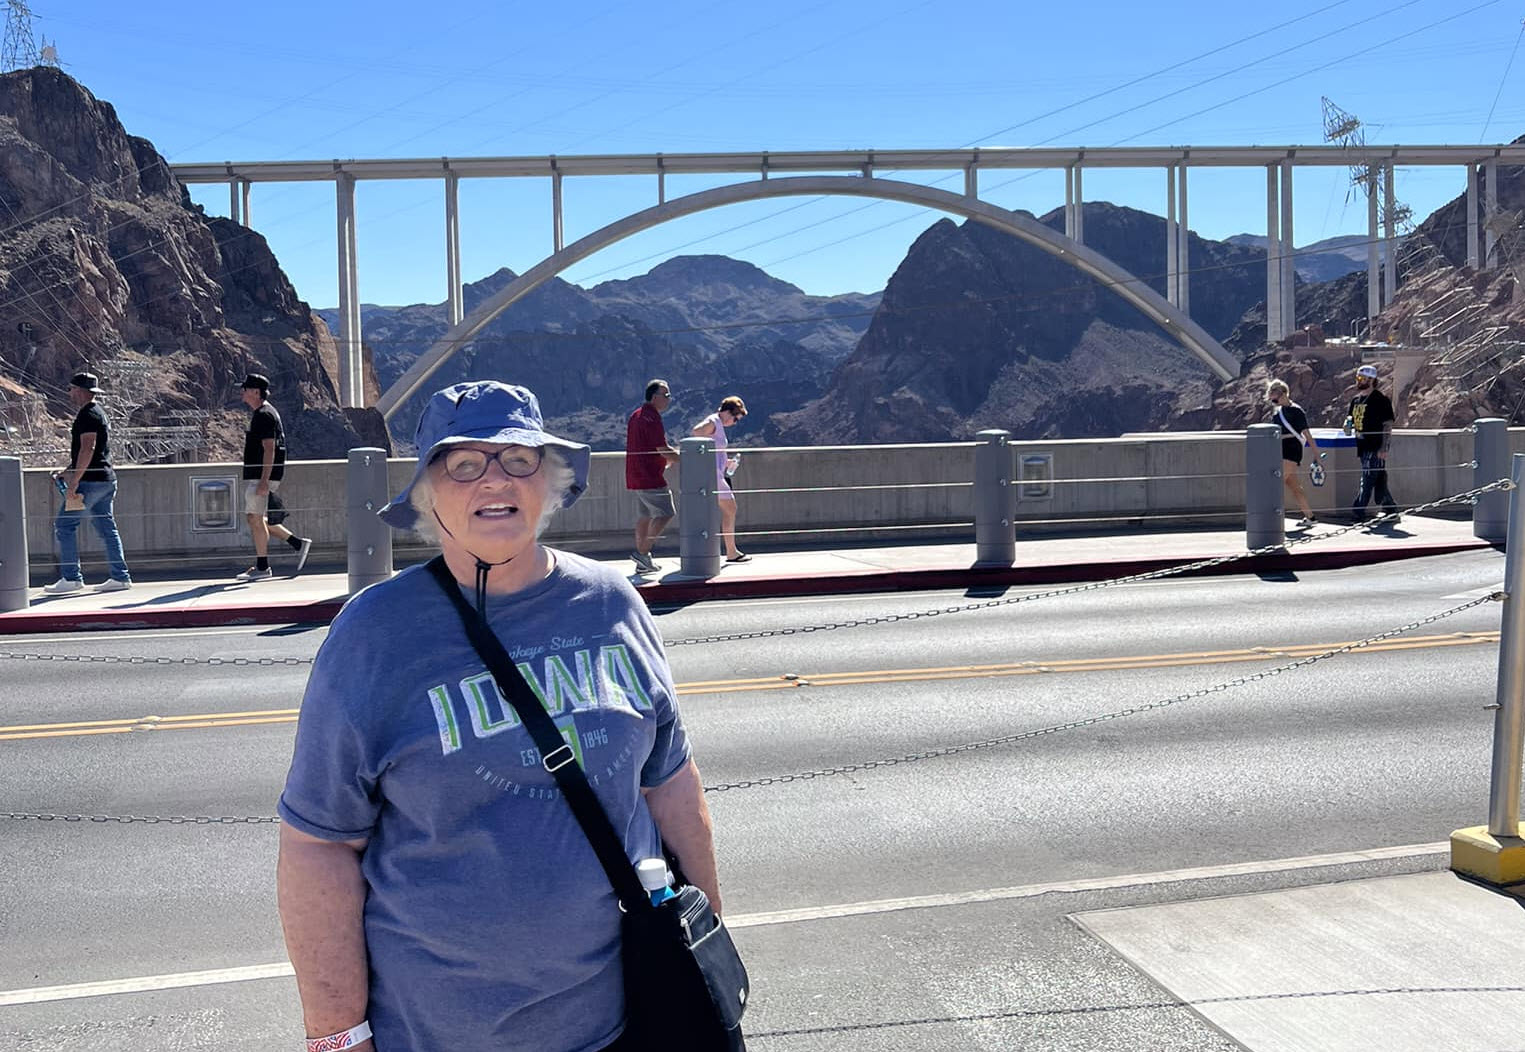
[1345, 364, 1399, 523]
[43, 371, 132, 594]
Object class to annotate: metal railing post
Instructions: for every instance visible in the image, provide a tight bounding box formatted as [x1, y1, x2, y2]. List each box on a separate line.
[347, 448, 393, 594]
[0, 457, 27, 612]
[1473, 418, 1509, 543]
[1487, 453, 1525, 838]
[678, 437, 720, 578]
[973, 430, 1015, 566]
[1245, 424, 1285, 550]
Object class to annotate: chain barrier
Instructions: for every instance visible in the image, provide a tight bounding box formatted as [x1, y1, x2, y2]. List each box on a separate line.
[699, 591, 1505, 792]
[4, 591, 1499, 823]
[664, 478, 1514, 648]
[0, 479, 1511, 668]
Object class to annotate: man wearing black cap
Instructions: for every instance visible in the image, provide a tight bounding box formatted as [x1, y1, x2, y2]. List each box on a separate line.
[236, 373, 311, 581]
[1345, 363, 1400, 523]
[43, 371, 132, 594]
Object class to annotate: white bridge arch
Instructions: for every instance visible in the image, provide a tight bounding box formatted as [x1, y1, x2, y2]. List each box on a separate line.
[375, 175, 1239, 419]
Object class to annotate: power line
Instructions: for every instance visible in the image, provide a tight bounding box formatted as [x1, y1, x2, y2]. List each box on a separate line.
[1480, 17, 1525, 143]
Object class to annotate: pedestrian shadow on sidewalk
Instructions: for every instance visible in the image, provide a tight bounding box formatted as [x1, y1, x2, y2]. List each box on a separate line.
[109, 583, 243, 608]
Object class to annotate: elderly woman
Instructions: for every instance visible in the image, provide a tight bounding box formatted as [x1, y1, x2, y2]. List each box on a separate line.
[692, 395, 749, 563]
[276, 381, 723, 1052]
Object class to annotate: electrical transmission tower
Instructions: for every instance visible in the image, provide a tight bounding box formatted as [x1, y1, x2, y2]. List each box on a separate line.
[1321, 97, 1414, 231]
[1, 1, 38, 71]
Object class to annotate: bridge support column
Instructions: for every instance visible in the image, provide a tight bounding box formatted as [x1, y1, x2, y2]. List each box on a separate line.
[973, 430, 1015, 567]
[335, 173, 362, 409]
[1279, 161, 1295, 334]
[1177, 164, 1189, 316]
[1475, 418, 1510, 543]
[1246, 424, 1285, 551]
[1065, 166, 1075, 240]
[1367, 173, 1381, 322]
[1266, 166, 1281, 344]
[1165, 166, 1178, 307]
[240, 179, 251, 226]
[346, 448, 393, 594]
[1383, 164, 1397, 304]
[1067, 164, 1079, 242]
[678, 436, 720, 579]
[1485, 159, 1499, 270]
[552, 167, 564, 253]
[0, 457, 27, 613]
[445, 172, 463, 326]
[1467, 164, 1481, 269]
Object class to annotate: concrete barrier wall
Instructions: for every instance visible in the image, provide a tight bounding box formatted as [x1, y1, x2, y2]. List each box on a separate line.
[19, 427, 1521, 577]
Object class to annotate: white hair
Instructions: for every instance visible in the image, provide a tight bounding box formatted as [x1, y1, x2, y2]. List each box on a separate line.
[407, 446, 576, 545]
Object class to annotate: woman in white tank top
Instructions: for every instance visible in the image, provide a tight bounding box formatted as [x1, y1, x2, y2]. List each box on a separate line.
[692, 395, 749, 562]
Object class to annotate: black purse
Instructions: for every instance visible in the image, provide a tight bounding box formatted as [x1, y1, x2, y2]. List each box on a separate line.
[427, 557, 749, 1051]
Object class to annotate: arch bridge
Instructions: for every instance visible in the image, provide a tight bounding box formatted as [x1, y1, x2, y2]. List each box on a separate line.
[169, 144, 1525, 415]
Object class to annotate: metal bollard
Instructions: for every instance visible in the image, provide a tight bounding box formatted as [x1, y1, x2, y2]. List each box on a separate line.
[678, 436, 720, 578]
[1487, 453, 1525, 839]
[347, 448, 393, 594]
[973, 430, 1015, 566]
[1245, 424, 1285, 550]
[1473, 418, 1509, 543]
[0, 457, 27, 613]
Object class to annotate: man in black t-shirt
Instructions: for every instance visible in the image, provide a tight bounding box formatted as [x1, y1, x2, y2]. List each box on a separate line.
[1345, 364, 1399, 522]
[236, 373, 312, 581]
[43, 371, 132, 594]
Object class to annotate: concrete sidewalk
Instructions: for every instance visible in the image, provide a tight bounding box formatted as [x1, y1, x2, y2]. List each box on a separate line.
[1, 513, 1496, 635]
[1076, 870, 1525, 1052]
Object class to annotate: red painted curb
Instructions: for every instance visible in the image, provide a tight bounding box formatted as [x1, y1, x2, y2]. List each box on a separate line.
[0, 540, 1495, 635]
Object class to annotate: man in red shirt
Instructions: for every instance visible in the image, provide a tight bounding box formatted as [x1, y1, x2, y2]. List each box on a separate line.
[625, 379, 678, 573]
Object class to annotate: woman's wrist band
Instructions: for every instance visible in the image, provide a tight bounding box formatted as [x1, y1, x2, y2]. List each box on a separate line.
[305, 1021, 371, 1050]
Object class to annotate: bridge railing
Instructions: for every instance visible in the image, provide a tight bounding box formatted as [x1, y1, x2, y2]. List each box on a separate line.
[10, 426, 1525, 579]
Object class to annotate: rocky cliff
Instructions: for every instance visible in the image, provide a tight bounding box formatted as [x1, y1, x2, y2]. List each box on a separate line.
[334, 255, 878, 450]
[0, 67, 385, 463]
[771, 203, 1265, 444]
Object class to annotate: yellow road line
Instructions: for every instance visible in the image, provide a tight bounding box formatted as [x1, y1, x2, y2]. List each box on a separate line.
[0, 631, 1498, 742]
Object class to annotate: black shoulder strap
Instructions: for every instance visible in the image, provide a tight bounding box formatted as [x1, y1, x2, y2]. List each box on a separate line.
[426, 556, 652, 912]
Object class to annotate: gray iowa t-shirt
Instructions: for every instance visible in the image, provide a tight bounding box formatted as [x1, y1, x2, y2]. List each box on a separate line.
[278, 552, 691, 1051]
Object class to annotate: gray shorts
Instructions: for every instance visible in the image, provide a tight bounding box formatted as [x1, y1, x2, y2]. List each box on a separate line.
[633, 488, 675, 519]
[242, 479, 280, 515]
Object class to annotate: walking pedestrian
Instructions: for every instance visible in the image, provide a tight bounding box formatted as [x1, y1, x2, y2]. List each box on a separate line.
[1345, 364, 1399, 523]
[1267, 379, 1324, 528]
[277, 380, 726, 1052]
[43, 371, 132, 593]
[236, 373, 312, 581]
[692, 395, 749, 563]
[625, 378, 678, 574]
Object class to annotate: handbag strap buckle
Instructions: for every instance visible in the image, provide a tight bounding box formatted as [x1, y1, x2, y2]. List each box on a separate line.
[542, 743, 576, 772]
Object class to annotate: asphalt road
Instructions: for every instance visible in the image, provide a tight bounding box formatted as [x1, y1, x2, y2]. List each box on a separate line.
[0, 549, 1511, 1051]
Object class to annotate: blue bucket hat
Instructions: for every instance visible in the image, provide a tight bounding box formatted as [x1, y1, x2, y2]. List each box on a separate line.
[379, 381, 591, 529]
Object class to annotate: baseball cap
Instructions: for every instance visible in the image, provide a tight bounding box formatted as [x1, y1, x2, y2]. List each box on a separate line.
[1356, 365, 1378, 378]
[69, 371, 102, 393]
[379, 380, 591, 529]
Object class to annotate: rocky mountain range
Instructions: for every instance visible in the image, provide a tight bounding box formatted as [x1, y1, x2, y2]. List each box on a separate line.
[322, 257, 878, 450]
[1225, 233, 1378, 284]
[0, 67, 385, 465]
[772, 202, 1270, 444]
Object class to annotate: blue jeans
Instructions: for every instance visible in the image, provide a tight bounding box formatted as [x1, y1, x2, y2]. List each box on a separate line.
[55, 478, 131, 582]
[1353, 450, 1398, 514]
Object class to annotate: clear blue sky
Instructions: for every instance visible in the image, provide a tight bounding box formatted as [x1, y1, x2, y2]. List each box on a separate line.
[35, 0, 1525, 308]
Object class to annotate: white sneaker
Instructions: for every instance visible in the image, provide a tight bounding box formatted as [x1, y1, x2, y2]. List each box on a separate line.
[96, 578, 133, 592]
[294, 538, 313, 574]
[42, 577, 84, 595]
[235, 566, 273, 582]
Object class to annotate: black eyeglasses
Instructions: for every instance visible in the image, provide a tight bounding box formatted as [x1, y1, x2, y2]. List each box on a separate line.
[437, 446, 543, 482]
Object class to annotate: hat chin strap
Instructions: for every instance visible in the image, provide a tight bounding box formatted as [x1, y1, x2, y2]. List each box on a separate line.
[432, 509, 518, 622]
